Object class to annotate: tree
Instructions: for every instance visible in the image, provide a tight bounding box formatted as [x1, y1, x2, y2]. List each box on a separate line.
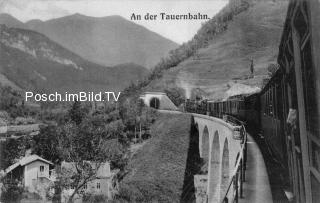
[120, 98, 140, 133]
[68, 101, 86, 125]
[32, 125, 61, 164]
[56, 114, 128, 203]
[121, 98, 146, 141]
[56, 121, 109, 203]
[250, 59, 254, 77]
[0, 84, 35, 118]
[0, 138, 28, 170]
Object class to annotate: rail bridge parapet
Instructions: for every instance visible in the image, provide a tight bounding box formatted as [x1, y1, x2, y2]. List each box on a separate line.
[192, 113, 247, 203]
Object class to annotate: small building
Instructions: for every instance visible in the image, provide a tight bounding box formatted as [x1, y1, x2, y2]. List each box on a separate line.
[61, 161, 119, 203]
[139, 92, 178, 110]
[4, 155, 55, 196]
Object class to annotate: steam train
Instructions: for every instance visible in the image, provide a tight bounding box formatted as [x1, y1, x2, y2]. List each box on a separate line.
[185, 71, 284, 161]
[186, 0, 320, 202]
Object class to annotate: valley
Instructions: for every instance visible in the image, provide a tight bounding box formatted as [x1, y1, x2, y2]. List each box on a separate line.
[0, 24, 149, 93]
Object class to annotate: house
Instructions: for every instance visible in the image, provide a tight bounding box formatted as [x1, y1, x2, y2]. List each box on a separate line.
[60, 161, 119, 203]
[139, 92, 178, 110]
[4, 155, 55, 197]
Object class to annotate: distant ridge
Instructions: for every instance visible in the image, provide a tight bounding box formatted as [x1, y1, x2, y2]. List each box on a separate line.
[0, 13, 24, 28]
[0, 24, 149, 93]
[0, 13, 179, 69]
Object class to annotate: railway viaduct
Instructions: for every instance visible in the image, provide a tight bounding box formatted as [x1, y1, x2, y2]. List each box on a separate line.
[191, 113, 245, 203]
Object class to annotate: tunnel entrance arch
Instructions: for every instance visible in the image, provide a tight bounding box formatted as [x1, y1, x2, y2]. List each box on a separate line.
[150, 97, 160, 109]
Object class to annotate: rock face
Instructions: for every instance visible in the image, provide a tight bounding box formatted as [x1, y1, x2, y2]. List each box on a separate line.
[0, 13, 178, 69]
[0, 25, 149, 93]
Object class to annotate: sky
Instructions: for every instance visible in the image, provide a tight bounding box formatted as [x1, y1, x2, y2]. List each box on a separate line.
[0, 0, 228, 43]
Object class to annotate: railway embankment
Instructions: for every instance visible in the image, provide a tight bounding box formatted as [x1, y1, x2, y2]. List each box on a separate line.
[116, 113, 195, 202]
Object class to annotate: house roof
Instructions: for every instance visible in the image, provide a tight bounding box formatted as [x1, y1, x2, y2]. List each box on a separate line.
[61, 161, 114, 178]
[5, 155, 53, 174]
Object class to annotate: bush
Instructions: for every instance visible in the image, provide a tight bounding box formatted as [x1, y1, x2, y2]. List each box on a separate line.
[82, 194, 109, 203]
[0, 180, 24, 202]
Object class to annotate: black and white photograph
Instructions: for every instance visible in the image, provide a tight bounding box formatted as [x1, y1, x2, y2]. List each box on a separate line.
[0, 0, 319, 202]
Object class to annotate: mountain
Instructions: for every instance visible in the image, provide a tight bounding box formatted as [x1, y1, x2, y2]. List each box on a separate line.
[0, 13, 178, 69]
[0, 24, 149, 93]
[141, 0, 288, 100]
[0, 13, 24, 28]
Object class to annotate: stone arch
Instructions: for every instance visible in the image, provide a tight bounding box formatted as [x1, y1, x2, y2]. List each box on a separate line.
[201, 126, 210, 163]
[220, 138, 230, 200]
[150, 97, 160, 109]
[208, 130, 220, 202]
[194, 122, 199, 133]
[194, 122, 200, 144]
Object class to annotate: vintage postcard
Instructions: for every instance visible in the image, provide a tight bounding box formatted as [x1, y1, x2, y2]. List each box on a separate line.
[0, 0, 319, 202]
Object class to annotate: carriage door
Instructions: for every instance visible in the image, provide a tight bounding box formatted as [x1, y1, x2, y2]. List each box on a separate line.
[286, 69, 306, 203]
[281, 26, 306, 203]
[291, 4, 320, 201]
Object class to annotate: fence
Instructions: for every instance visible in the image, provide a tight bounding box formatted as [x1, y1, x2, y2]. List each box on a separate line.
[220, 115, 247, 203]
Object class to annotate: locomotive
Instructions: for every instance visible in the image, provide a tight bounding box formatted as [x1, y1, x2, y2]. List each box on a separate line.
[186, 0, 320, 201]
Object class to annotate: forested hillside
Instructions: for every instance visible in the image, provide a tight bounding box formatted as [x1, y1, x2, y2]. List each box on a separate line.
[124, 0, 288, 101]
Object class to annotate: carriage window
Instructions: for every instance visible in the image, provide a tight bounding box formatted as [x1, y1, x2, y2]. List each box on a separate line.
[269, 89, 271, 116]
[293, 5, 309, 42]
[273, 85, 277, 118]
[277, 83, 283, 119]
[265, 92, 268, 115]
[300, 39, 319, 137]
[269, 90, 272, 116]
[264, 94, 266, 115]
[272, 87, 275, 117]
[268, 90, 270, 116]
